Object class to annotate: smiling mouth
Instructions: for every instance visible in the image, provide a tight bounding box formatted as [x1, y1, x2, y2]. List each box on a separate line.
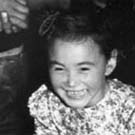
[66, 89, 87, 99]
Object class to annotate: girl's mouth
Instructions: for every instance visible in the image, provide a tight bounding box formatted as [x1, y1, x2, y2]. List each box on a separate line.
[66, 89, 87, 99]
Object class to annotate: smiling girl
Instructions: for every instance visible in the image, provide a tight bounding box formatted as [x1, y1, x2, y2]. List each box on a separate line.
[28, 9, 135, 135]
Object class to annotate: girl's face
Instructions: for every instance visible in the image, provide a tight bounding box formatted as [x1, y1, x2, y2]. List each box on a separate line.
[49, 38, 116, 108]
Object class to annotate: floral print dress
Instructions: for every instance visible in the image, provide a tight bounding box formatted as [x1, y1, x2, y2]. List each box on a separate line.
[28, 79, 135, 135]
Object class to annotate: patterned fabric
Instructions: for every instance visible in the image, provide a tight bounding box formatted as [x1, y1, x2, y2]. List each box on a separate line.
[28, 79, 135, 135]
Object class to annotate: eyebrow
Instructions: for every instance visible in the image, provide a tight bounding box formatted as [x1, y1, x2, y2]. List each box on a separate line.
[49, 61, 95, 67]
[49, 60, 64, 67]
[77, 62, 95, 66]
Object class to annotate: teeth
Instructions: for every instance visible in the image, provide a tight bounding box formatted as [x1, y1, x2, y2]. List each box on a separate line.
[67, 89, 87, 99]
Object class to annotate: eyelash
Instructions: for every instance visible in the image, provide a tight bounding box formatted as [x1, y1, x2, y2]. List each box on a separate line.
[54, 67, 64, 71]
[80, 67, 90, 71]
[51, 66, 90, 72]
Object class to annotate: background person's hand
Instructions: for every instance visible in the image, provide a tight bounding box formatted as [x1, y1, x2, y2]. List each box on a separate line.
[0, 11, 17, 34]
[0, 0, 29, 34]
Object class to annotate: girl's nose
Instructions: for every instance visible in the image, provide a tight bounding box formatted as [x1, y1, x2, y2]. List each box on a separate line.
[66, 71, 77, 87]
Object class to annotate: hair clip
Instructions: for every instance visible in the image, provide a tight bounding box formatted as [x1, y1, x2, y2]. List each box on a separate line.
[39, 11, 60, 37]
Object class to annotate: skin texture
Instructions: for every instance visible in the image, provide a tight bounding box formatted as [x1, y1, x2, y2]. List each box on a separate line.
[49, 38, 117, 108]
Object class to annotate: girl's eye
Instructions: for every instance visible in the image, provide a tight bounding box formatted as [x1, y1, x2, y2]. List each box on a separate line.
[80, 67, 90, 71]
[54, 67, 64, 71]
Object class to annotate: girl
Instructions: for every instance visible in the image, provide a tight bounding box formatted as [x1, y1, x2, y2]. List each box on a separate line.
[28, 10, 135, 135]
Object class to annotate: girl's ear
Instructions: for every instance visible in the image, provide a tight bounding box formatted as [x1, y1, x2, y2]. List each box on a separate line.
[105, 49, 118, 76]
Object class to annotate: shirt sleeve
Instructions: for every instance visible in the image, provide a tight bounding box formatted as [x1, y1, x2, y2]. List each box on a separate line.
[28, 84, 60, 135]
[34, 118, 59, 135]
[128, 109, 135, 135]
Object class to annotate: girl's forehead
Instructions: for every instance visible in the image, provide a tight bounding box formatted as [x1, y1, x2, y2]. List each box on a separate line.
[49, 38, 107, 68]
[49, 38, 103, 60]
[51, 37, 101, 50]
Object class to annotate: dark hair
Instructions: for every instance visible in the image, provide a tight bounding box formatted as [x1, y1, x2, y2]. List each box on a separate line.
[40, 11, 116, 60]
[40, 4, 135, 61]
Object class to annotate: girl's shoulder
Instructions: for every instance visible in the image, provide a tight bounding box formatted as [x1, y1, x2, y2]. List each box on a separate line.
[110, 79, 135, 97]
[109, 79, 135, 109]
[28, 84, 52, 117]
[28, 84, 48, 104]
